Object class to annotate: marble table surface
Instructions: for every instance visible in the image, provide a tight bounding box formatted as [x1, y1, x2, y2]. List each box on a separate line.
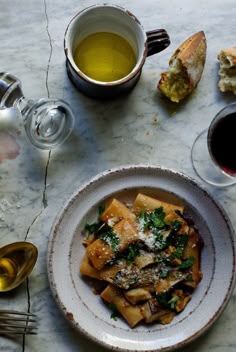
[0, 0, 236, 351]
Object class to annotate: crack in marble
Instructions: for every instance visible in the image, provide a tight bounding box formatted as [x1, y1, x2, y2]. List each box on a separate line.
[24, 208, 44, 243]
[44, 0, 53, 99]
[22, 278, 31, 351]
[43, 0, 53, 209]
[42, 150, 51, 208]
[22, 2, 53, 350]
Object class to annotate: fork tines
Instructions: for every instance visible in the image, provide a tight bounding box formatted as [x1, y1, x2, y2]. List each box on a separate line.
[0, 310, 37, 335]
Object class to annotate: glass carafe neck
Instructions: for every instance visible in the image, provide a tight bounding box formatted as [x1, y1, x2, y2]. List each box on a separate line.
[0, 72, 23, 108]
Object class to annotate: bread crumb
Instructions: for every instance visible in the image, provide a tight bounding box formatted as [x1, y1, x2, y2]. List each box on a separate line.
[218, 47, 236, 95]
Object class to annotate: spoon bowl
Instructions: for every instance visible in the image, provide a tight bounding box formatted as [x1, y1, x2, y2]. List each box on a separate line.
[0, 242, 38, 292]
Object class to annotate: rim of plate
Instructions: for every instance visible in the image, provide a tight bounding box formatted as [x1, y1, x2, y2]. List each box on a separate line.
[47, 164, 236, 352]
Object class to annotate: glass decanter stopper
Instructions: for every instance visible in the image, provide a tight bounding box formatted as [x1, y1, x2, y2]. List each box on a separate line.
[0, 72, 74, 149]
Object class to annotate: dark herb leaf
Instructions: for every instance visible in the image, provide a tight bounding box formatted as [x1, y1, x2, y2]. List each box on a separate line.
[179, 256, 195, 269]
[171, 220, 182, 232]
[150, 208, 166, 229]
[159, 266, 170, 279]
[107, 303, 119, 321]
[98, 205, 105, 217]
[137, 207, 167, 231]
[98, 224, 119, 252]
[84, 222, 101, 234]
[137, 210, 149, 231]
[158, 254, 172, 266]
[157, 292, 179, 310]
[153, 229, 168, 251]
[126, 243, 140, 264]
[156, 292, 170, 308]
[171, 234, 188, 258]
[185, 274, 194, 282]
[168, 295, 179, 309]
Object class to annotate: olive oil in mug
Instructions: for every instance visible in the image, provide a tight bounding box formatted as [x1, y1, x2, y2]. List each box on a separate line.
[74, 32, 137, 82]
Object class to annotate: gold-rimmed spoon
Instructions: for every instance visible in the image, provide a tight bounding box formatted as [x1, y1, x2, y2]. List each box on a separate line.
[0, 242, 38, 292]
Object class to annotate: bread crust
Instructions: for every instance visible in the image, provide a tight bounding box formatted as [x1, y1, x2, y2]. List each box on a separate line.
[158, 31, 207, 102]
[170, 31, 207, 89]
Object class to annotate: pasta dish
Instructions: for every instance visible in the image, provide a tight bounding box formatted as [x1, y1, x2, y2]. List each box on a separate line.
[80, 193, 203, 327]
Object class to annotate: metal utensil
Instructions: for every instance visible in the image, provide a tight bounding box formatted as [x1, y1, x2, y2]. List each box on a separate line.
[0, 242, 38, 292]
[0, 310, 37, 335]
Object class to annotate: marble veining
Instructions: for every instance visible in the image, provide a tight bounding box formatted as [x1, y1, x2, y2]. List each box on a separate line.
[0, 0, 236, 351]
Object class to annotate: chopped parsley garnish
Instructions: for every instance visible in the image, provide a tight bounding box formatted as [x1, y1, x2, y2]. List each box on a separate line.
[156, 292, 179, 310]
[185, 274, 194, 282]
[137, 210, 149, 231]
[153, 229, 168, 251]
[168, 295, 179, 309]
[157, 254, 172, 266]
[156, 292, 170, 308]
[137, 207, 173, 252]
[84, 222, 101, 234]
[179, 256, 195, 269]
[150, 208, 166, 229]
[108, 303, 119, 321]
[83, 204, 105, 234]
[126, 243, 140, 264]
[137, 207, 166, 231]
[98, 224, 119, 252]
[98, 204, 105, 217]
[137, 208, 186, 253]
[171, 234, 188, 258]
[111, 311, 118, 321]
[170, 220, 182, 232]
[159, 266, 170, 279]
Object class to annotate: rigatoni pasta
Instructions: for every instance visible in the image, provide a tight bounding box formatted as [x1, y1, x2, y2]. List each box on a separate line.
[80, 193, 204, 328]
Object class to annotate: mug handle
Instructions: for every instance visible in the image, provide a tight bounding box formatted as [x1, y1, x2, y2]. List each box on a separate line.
[146, 29, 170, 57]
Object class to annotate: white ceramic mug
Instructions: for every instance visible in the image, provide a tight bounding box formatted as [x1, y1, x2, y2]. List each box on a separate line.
[64, 4, 170, 99]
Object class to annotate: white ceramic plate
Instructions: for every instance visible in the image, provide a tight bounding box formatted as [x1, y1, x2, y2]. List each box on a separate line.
[47, 165, 236, 352]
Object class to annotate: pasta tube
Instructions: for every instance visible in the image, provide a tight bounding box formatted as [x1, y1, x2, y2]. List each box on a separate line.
[86, 218, 138, 270]
[101, 284, 144, 328]
[183, 228, 203, 287]
[133, 193, 184, 215]
[100, 198, 135, 222]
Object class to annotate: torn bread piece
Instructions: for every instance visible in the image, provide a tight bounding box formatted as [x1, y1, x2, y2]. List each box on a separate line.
[218, 47, 236, 95]
[158, 31, 207, 103]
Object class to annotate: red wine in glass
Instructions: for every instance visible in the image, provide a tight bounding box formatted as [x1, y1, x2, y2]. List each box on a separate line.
[208, 112, 236, 176]
[191, 103, 236, 187]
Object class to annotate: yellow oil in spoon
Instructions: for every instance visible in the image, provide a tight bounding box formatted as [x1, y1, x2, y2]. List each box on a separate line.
[0, 258, 18, 291]
[74, 32, 137, 82]
[0, 242, 38, 292]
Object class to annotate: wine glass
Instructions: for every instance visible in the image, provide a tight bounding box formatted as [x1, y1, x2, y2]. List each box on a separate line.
[191, 102, 236, 187]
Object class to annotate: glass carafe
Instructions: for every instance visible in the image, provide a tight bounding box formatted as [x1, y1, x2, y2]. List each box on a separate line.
[0, 72, 74, 149]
